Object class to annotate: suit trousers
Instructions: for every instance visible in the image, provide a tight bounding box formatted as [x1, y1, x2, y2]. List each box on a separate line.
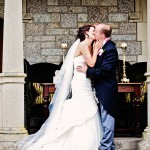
[99, 103, 115, 150]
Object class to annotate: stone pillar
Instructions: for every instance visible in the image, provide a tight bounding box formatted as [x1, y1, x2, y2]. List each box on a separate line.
[138, 0, 150, 149]
[0, 0, 27, 148]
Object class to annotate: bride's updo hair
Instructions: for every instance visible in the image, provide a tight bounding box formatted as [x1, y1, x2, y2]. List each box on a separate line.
[76, 25, 94, 42]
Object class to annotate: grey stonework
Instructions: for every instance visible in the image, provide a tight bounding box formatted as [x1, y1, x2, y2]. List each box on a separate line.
[61, 14, 77, 28]
[68, 7, 87, 13]
[42, 48, 63, 56]
[56, 35, 76, 48]
[24, 0, 142, 65]
[33, 14, 51, 23]
[47, 6, 68, 13]
[119, 23, 136, 34]
[27, 0, 47, 13]
[118, 0, 134, 13]
[25, 23, 45, 36]
[108, 7, 118, 13]
[109, 13, 128, 22]
[99, 0, 117, 6]
[82, 0, 99, 6]
[112, 35, 136, 41]
[47, 0, 59, 6]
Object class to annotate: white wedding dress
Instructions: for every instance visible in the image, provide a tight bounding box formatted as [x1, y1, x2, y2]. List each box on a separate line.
[18, 55, 102, 150]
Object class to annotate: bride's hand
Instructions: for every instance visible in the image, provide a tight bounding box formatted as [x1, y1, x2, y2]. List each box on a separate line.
[93, 40, 103, 53]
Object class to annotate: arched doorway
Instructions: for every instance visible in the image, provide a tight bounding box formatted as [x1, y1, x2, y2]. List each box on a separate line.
[0, 18, 3, 73]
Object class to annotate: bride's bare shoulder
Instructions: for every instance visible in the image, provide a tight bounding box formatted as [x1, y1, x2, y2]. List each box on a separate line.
[75, 41, 85, 56]
[77, 41, 86, 48]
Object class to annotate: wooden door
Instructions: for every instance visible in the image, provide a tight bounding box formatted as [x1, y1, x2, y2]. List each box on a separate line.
[0, 18, 3, 73]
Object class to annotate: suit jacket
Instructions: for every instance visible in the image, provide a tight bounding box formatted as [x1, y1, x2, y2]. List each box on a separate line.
[86, 40, 118, 117]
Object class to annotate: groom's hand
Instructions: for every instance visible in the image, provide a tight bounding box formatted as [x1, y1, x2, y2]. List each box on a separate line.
[76, 63, 88, 74]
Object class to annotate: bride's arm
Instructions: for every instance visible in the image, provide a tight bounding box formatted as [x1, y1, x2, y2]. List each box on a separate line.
[79, 43, 99, 67]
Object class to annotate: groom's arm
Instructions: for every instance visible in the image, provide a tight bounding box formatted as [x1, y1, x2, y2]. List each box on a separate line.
[86, 48, 118, 79]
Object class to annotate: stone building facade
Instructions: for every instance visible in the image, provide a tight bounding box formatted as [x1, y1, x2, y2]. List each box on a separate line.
[24, 0, 146, 65]
[0, 0, 150, 149]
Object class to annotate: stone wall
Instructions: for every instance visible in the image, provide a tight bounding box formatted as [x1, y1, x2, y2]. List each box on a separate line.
[24, 0, 142, 65]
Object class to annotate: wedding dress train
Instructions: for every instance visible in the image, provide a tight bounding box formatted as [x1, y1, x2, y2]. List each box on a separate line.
[18, 55, 102, 150]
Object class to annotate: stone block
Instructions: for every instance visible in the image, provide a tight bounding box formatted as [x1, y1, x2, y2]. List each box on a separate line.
[87, 6, 109, 22]
[27, 0, 47, 13]
[78, 14, 87, 22]
[46, 56, 62, 64]
[26, 23, 45, 36]
[99, 0, 117, 6]
[24, 42, 41, 55]
[42, 49, 63, 56]
[47, 6, 68, 13]
[108, 23, 119, 29]
[33, 14, 51, 23]
[82, 0, 99, 5]
[68, 7, 87, 13]
[99, 7, 108, 22]
[108, 7, 118, 13]
[129, 42, 142, 55]
[119, 23, 136, 34]
[47, 0, 59, 5]
[50, 13, 60, 22]
[33, 36, 55, 42]
[41, 42, 55, 48]
[114, 137, 141, 150]
[109, 13, 128, 22]
[58, 0, 81, 6]
[70, 29, 78, 35]
[78, 23, 88, 28]
[45, 29, 69, 35]
[26, 54, 46, 64]
[45, 23, 60, 29]
[61, 14, 77, 28]
[56, 35, 76, 48]
[112, 35, 136, 41]
[118, 0, 134, 13]
[112, 29, 119, 34]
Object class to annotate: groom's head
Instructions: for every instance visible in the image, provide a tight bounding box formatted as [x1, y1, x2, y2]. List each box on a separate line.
[94, 23, 112, 41]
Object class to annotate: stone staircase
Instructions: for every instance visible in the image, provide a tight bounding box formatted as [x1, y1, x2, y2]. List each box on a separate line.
[114, 137, 141, 150]
[0, 137, 141, 150]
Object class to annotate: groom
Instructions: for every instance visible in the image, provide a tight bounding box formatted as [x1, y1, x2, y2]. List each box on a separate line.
[77, 23, 118, 150]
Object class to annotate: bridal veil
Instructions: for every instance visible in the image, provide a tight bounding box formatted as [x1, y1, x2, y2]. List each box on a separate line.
[17, 39, 80, 149]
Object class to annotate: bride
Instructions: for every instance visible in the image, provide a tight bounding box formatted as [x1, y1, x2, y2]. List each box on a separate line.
[17, 24, 103, 150]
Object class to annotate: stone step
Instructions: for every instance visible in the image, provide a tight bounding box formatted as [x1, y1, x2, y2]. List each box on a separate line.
[0, 137, 141, 150]
[114, 137, 141, 150]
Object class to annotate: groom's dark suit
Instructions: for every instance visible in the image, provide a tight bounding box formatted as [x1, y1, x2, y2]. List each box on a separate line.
[86, 40, 118, 150]
[86, 40, 118, 117]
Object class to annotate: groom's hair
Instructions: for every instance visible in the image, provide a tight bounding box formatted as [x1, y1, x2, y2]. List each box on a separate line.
[103, 26, 112, 38]
[76, 25, 95, 42]
[95, 23, 112, 38]
[101, 24, 112, 38]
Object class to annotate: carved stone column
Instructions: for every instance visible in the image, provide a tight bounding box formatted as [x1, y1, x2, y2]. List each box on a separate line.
[0, 0, 27, 148]
[138, 0, 150, 149]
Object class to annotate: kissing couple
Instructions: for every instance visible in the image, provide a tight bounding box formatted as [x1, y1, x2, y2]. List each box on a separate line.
[17, 23, 118, 150]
